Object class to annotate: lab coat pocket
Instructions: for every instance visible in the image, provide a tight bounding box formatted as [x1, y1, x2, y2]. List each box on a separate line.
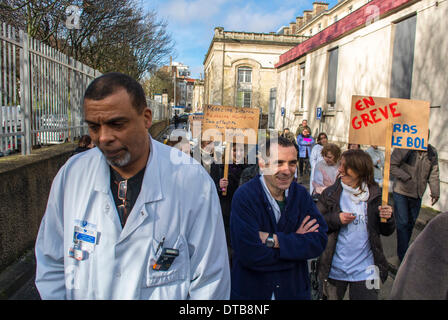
[145, 235, 188, 287]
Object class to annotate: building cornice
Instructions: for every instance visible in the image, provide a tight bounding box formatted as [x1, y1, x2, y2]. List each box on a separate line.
[203, 27, 305, 65]
[275, 0, 421, 69]
[295, 0, 349, 34]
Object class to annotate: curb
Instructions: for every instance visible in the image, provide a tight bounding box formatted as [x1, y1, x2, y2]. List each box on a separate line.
[0, 249, 35, 300]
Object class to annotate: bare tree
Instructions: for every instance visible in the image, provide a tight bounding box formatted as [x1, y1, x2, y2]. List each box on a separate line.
[0, 0, 175, 80]
[143, 67, 174, 102]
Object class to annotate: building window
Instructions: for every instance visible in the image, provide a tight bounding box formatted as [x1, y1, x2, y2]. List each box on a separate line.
[327, 47, 339, 107]
[237, 67, 252, 107]
[299, 62, 306, 110]
[390, 14, 417, 99]
[334, 15, 338, 23]
[238, 67, 252, 83]
[348, 5, 353, 14]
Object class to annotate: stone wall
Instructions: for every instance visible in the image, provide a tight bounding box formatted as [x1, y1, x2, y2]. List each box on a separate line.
[0, 144, 76, 272]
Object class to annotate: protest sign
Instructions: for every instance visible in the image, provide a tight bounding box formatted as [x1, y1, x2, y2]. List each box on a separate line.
[202, 105, 260, 195]
[349, 95, 430, 222]
[202, 105, 260, 144]
[349, 96, 430, 150]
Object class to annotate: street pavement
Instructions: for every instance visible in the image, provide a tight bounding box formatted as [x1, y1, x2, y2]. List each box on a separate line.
[1, 134, 439, 300]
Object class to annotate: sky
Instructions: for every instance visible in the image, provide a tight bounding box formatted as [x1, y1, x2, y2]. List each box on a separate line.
[143, 0, 339, 79]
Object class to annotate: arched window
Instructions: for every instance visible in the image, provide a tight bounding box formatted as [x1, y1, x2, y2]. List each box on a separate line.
[236, 67, 252, 107]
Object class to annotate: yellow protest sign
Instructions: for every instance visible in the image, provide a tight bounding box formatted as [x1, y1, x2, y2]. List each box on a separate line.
[202, 105, 260, 196]
[202, 105, 260, 144]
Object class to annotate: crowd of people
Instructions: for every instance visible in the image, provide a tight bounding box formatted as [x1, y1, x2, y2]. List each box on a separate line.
[34, 72, 443, 301]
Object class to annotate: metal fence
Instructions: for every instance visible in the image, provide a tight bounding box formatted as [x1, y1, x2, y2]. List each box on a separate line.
[0, 22, 169, 156]
[0, 22, 101, 155]
[148, 99, 170, 121]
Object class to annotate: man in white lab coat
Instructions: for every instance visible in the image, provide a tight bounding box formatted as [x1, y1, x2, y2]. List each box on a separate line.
[35, 72, 230, 299]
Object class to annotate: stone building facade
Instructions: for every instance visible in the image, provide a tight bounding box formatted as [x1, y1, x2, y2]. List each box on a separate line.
[192, 79, 204, 113]
[203, 27, 305, 121]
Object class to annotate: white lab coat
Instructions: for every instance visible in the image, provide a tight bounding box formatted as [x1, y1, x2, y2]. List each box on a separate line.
[35, 136, 230, 300]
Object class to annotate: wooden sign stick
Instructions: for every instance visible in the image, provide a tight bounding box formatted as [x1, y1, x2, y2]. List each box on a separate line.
[381, 121, 393, 223]
[222, 142, 231, 196]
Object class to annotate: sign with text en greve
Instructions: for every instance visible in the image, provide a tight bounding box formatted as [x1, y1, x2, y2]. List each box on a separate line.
[348, 96, 430, 150]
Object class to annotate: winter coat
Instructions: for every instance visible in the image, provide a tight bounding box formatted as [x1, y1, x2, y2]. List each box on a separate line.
[390, 145, 440, 199]
[297, 134, 314, 159]
[390, 212, 448, 299]
[230, 175, 328, 299]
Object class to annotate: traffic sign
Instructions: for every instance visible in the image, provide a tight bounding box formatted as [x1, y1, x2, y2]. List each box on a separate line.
[316, 107, 322, 120]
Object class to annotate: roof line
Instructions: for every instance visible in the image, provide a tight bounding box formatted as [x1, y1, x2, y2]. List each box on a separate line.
[275, 0, 419, 69]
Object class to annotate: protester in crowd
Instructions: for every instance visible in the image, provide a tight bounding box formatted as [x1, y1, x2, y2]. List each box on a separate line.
[281, 128, 291, 137]
[166, 130, 191, 155]
[73, 134, 94, 155]
[312, 143, 341, 196]
[239, 144, 259, 186]
[348, 143, 361, 150]
[35, 72, 230, 300]
[365, 145, 385, 186]
[173, 113, 179, 129]
[192, 139, 215, 174]
[282, 127, 298, 141]
[316, 149, 395, 300]
[211, 142, 249, 248]
[389, 211, 448, 300]
[281, 128, 300, 180]
[282, 128, 299, 152]
[390, 143, 440, 262]
[297, 128, 314, 178]
[230, 136, 328, 300]
[295, 119, 312, 138]
[309, 132, 328, 194]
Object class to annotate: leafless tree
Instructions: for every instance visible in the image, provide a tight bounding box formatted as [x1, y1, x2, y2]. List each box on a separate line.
[0, 0, 175, 80]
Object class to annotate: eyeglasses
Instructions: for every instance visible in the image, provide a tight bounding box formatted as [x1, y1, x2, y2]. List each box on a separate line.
[117, 180, 129, 226]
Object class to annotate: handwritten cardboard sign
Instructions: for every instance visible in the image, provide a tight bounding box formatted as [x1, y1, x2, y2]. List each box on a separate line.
[349, 96, 430, 150]
[202, 105, 260, 144]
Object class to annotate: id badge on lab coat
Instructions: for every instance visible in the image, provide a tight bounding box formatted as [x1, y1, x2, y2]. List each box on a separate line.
[69, 220, 99, 261]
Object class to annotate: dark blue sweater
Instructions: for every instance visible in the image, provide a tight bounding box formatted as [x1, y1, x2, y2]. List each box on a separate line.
[230, 175, 328, 300]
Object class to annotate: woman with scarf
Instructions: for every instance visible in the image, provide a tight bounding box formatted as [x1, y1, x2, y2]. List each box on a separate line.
[316, 149, 395, 300]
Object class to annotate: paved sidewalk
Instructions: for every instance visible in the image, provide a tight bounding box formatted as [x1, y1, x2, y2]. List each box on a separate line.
[0, 249, 38, 300]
